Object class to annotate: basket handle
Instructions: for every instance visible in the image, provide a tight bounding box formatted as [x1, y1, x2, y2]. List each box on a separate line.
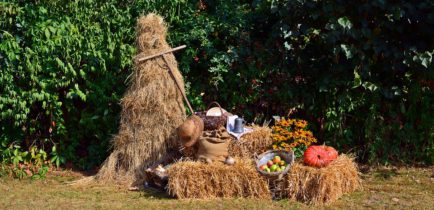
[207, 101, 225, 116]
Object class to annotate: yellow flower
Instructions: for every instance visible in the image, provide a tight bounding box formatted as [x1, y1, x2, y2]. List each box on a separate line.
[272, 117, 317, 151]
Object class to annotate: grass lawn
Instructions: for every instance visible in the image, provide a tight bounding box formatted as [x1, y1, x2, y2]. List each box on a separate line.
[0, 167, 433, 209]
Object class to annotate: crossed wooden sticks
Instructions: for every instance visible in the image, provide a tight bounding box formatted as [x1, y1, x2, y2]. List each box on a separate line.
[138, 45, 194, 114]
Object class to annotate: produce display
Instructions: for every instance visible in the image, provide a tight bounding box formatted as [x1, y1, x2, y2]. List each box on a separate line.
[303, 145, 338, 168]
[258, 155, 288, 173]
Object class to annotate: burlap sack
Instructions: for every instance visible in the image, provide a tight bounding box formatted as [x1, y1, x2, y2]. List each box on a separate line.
[196, 127, 231, 162]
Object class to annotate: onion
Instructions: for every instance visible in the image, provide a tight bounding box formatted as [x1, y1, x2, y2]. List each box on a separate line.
[225, 156, 235, 165]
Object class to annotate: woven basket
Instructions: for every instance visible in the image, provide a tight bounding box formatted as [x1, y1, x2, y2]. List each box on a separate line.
[255, 150, 295, 179]
[196, 102, 228, 130]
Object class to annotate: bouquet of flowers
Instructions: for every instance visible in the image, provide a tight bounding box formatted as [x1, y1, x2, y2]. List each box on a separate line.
[272, 118, 317, 158]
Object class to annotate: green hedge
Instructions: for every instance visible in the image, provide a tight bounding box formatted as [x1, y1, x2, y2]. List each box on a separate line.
[1, 0, 433, 169]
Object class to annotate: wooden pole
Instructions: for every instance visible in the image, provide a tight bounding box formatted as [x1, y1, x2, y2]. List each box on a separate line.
[138, 45, 186, 62]
[162, 54, 195, 115]
[137, 45, 195, 114]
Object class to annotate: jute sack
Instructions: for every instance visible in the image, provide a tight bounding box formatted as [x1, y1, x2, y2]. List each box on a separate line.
[196, 127, 231, 163]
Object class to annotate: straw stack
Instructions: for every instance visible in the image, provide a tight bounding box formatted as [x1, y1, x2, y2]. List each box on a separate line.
[228, 126, 273, 158]
[276, 154, 362, 205]
[93, 13, 186, 186]
[166, 158, 271, 199]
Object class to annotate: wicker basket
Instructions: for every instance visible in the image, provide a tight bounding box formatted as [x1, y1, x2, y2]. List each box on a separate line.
[255, 150, 295, 178]
[195, 102, 228, 131]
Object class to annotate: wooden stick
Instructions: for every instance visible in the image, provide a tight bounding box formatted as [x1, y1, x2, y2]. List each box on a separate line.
[138, 45, 186, 61]
[162, 54, 195, 114]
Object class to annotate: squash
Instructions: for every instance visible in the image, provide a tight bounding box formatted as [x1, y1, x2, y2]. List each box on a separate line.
[303, 145, 338, 168]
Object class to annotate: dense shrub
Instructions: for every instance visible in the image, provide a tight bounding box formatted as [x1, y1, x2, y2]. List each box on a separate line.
[265, 0, 434, 164]
[1, 0, 432, 169]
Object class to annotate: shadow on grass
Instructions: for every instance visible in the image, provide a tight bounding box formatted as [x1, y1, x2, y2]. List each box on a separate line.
[139, 186, 173, 199]
[373, 168, 399, 179]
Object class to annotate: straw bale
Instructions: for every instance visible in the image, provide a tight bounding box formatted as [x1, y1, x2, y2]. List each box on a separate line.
[166, 159, 271, 199]
[91, 13, 186, 186]
[228, 126, 273, 158]
[278, 154, 361, 205]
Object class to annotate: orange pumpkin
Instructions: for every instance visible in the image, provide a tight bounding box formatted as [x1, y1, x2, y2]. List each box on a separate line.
[303, 145, 337, 168]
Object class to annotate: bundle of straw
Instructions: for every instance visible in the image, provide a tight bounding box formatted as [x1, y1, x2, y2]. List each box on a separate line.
[92, 13, 186, 186]
[228, 126, 273, 158]
[166, 159, 271, 199]
[278, 154, 362, 205]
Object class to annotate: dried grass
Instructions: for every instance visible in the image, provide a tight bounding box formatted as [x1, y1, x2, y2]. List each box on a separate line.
[90, 13, 186, 186]
[278, 154, 362, 205]
[166, 158, 271, 199]
[228, 126, 273, 158]
[180, 144, 198, 159]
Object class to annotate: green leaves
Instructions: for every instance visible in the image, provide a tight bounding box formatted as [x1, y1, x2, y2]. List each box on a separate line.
[273, 0, 434, 164]
[340, 44, 354, 59]
[337, 17, 352, 30]
[413, 51, 433, 68]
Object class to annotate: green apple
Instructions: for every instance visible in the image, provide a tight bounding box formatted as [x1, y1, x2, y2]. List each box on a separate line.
[270, 164, 278, 172]
[280, 165, 286, 171]
[264, 168, 271, 173]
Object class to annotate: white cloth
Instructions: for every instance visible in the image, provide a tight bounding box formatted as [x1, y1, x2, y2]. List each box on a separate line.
[226, 115, 253, 140]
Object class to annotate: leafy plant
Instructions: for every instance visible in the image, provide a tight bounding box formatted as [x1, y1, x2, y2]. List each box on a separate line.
[0, 143, 50, 179]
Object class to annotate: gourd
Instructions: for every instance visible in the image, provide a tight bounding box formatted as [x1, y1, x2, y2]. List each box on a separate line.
[303, 145, 338, 168]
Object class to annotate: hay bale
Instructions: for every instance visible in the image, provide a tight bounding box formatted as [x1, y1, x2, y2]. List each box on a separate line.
[228, 126, 273, 158]
[166, 159, 271, 199]
[280, 154, 361, 205]
[94, 13, 186, 186]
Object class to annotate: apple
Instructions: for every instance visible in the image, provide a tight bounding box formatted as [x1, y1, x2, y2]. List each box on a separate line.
[259, 164, 268, 171]
[276, 167, 282, 172]
[264, 168, 271, 173]
[280, 165, 286, 171]
[273, 156, 281, 164]
[267, 160, 274, 167]
[279, 160, 286, 166]
[270, 164, 278, 172]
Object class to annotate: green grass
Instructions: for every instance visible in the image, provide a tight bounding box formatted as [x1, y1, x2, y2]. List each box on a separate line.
[0, 167, 433, 209]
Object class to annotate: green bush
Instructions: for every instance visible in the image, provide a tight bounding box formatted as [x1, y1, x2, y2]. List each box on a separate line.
[1, 0, 432, 169]
[262, 0, 434, 164]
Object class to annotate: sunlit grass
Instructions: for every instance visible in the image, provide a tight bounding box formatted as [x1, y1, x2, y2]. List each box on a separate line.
[0, 167, 432, 209]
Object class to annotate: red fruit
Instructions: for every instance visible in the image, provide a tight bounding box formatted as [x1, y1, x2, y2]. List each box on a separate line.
[267, 160, 274, 167]
[259, 164, 268, 171]
[304, 145, 334, 168]
[51, 121, 56, 127]
[273, 156, 281, 164]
